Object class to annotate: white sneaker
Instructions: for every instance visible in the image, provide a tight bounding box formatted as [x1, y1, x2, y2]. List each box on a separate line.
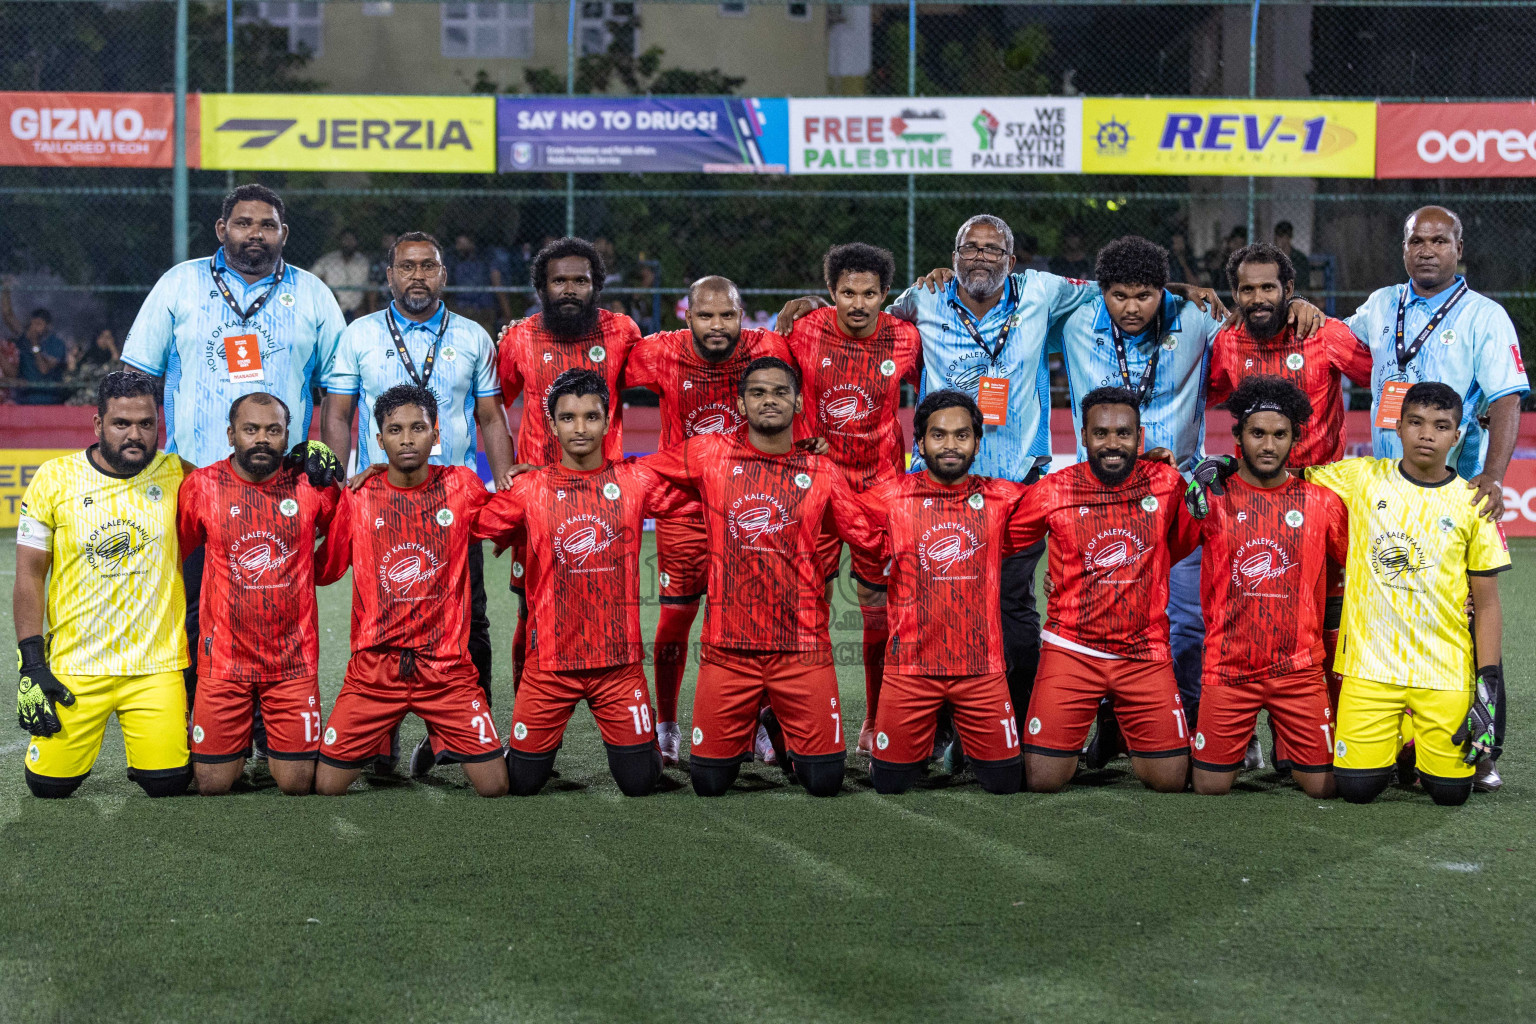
[755, 722, 778, 765]
[1473, 761, 1503, 793]
[1242, 735, 1265, 771]
[657, 721, 680, 766]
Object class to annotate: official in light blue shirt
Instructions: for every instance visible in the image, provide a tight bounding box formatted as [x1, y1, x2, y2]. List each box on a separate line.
[1346, 209, 1528, 489]
[122, 186, 345, 468]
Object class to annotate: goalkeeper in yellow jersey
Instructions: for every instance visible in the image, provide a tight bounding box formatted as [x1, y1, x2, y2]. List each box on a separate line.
[1304, 382, 1508, 806]
[14, 371, 193, 798]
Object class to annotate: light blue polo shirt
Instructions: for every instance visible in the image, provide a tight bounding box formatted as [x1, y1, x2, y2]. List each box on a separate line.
[1050, 290, 1220, 472]
[888, 270, 1098, 482]
[1346, 277, 1529, 477]
[326, 300, 500, 469]
[122, 250, 346, 466]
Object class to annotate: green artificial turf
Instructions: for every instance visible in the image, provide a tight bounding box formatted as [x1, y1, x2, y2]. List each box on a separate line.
[1, 533, 1533, 1024]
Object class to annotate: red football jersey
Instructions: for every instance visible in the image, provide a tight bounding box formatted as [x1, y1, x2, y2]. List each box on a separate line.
[177, 461, 339, 682]
[1198, 475, 1349, 685]
[860, 473, 1027, 675]
[474, 459, 697, 671]
[497, 308, 640, 466]
[788, 306, 922, 492]
[1008, 460, 1198, 661]
[644, 430, 881, 652]
[627, 328, 799, 450]
[317, 465, 489, 662]
[1207, 317, 1374, 468]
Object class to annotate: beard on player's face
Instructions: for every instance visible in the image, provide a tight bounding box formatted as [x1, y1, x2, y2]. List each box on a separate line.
[953, 256, 1009, 301]
[541, 289, 600, 337]
[923, 443, 976, 483]
[1086, 444, 1137, 487]
[233, 441, 283, 479]
[99, 434, 155, 474]
[1240, 300, 1285, 340]
[223, 236, 281, 276]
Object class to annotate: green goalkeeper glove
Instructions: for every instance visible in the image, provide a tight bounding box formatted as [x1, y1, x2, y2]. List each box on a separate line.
[1453, 666, 1502, 764]
[285, 440, 344, 489]
[1183, 455, 1237, 520]
[16, 635, 73, 738]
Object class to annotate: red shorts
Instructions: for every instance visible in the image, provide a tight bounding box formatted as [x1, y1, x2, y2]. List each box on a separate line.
[654, 516, 708, 602]
[1193, 667, 1333, 773]
[817, 526, 889, 588]
[691, 645, 844, 763]
[872, 670, 1020, 767]
[190, 674, 321, 762]
[320, 650, 503, 769]
[1025, 643, 1189, 759]
[510, 662, 655, 754]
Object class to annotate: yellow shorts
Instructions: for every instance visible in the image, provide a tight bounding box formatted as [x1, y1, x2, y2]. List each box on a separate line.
[23, 671, 189, 782]
[1332, 675, 1474, 782]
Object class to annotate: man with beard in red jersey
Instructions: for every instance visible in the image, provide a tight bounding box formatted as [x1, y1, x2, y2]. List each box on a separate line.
[1008, 386, 1199, 793]
[626, 276, 797, 764]
[645, 357, 883, 798]
[786, 243, 922, 756]
[497, 237, 641, 685]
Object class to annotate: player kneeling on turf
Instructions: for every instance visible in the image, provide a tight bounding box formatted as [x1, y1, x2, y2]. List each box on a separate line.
[1185, 376, 1347, 798]
[858, 390, 1025, 795]
[475, 369, 698, 796]
[177, 395, 342, 795]
[313, 384, 508, 797]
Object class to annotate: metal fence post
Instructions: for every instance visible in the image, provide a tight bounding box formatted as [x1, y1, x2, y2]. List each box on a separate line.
[226, 0, 235, 189]
[565, 0, 576, 238]
[906, 0, 917, 285]
[1246, 0, 1260, 245]
[173, 0, 189, 264]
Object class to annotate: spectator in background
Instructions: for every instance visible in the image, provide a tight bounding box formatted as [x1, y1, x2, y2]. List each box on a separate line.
[62, 327, 123, 406]
[1205, 226, 1247, 282]
[2, 280, 67, 404]
[592, 237, 624, 288]
[1274, 220, 1312, 292]
[447, 234, 498, 334]
[311, 229, 372, 321]
[1168, 229, 1205, 286]
[368, 231, 398, 312]
[1015, 233, 1051, 273]
[1049, 228, 1094, 279]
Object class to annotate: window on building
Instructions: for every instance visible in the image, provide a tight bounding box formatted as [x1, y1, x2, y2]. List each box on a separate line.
[361, 2, 393, 15]
[238, 2, 323, 55]
[719, 2, 747, 16]
[787, 2, 810, 20]
[441, 3, 534, 59]
[579, 1, 638, 56]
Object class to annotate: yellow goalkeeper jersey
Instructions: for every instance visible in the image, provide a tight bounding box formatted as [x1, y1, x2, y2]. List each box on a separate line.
[1305, 457, 1510, 691]
[16, 448, 189, 676]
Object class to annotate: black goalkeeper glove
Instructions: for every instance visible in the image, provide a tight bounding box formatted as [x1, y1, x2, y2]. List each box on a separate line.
[285, 440, 344, 489]
[1183, 455, 1238, 520]
[1453, 666, 1502, 765]
[16, 635, 73, 738]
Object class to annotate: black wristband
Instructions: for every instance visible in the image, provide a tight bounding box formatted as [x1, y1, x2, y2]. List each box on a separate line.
[18, 635, 47, 669]
[1476, 665, 1504, 689]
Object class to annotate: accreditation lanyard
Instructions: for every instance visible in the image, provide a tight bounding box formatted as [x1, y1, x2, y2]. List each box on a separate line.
[385, 305, 448, 389]
[210, 258, 286, 322]
[949, 297, 1016, 426]
[1394, 280, 1467, 373]
[1110, 309, 1163, 406]
[949, 299, 1011, 365]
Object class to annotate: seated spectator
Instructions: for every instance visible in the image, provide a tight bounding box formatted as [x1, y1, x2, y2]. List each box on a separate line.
[63, 327, 123, 406]
[3, 281, 66, 404]
[1274, 220, 1313, 291]
[311, 230, 372, 321]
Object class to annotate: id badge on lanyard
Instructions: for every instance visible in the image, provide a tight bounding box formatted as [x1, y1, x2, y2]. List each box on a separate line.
[950, 300, 1013, 425]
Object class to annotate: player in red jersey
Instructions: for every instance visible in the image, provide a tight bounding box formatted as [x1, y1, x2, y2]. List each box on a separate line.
[497, 237, 641, 683]
[1208, 243, 1374, 468]
[314, 384, 508, 797]
[626, 275, 797, 764]
[475, 369, 698, 796]
[645, 356, 883, 798]
[177, 394, 340, 795]
[859, 390, 1026, 795]
[786, 243, 922, 755]
[1191, 376, 1347, 798]
[1007, 386, 1199, 793]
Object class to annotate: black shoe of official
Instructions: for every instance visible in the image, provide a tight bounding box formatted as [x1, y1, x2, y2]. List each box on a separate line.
[1083, 701, 1122, 770]
[409, 735, 437, 779]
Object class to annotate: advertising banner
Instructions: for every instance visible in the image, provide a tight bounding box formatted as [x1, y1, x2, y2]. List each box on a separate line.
[497, 96, 785, 173]
[0, 450, 72, 527]
[0, 92, 196, 168]
[787, 97, 1081, 174]
[1377, 102, 1536, 179]
[1081, 97, 1375, 177]
[201, 94, 495, 173]
[1501, 459, 1536, 538]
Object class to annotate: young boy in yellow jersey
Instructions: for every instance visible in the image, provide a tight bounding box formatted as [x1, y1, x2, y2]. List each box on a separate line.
[14, 371, 193, 798]
[1305, 382, 1508, 806]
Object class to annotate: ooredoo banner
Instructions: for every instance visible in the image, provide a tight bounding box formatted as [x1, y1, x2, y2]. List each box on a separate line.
[1377, 102, 1536, 179]
[0, 92, 198, 168]
[1500, 459, 1536, 538]
[787, 97, 1081, 174]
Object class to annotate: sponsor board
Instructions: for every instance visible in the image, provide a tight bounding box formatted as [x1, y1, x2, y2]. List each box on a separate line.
[1081, 97, 1375, 177]
[1377, 102, 1536, 178]
[0, 450, 73, 527]
[201, 94, 494, 172]
[788, 97, 1081, 174]
[0, 92, 197, 168]
[1500, 459, 1536, 538]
